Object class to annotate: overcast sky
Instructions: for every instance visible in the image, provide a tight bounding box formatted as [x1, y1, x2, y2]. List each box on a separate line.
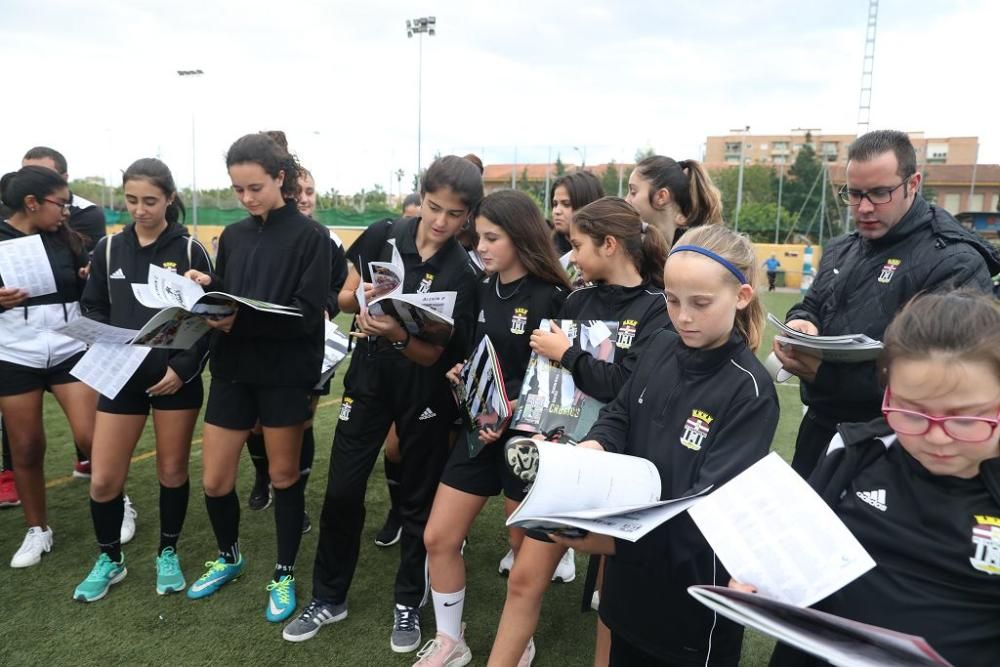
[2, 0, 997, 196]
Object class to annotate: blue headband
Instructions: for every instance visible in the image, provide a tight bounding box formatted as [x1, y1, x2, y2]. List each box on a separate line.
[669, 245, 748, 285]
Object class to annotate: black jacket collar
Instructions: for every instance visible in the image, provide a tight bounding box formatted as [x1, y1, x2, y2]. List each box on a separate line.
[674, 330, 745, 375]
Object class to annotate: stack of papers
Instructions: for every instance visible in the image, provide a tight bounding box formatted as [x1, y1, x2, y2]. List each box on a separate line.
[768, 314, 883, 363]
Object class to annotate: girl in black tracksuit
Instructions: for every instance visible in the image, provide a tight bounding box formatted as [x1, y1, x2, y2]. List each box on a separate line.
[554, 224, 779, 666]
[286, 156, 482, 651]
[74, 158, 212, 601]
[0, 166, 95, 569]
[490, 196, 671, 665]
[416, 191, 570, 663]
[183, 134, 331, 623]
[737, 292, 1000, 667]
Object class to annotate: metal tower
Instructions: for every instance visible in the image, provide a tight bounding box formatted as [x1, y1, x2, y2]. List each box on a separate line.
[856, 0, 879, 134]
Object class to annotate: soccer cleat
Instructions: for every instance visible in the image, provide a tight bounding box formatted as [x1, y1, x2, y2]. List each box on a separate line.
[120, 495, 137, 544]
[505, 437, 540, 484]
[10, 526, 53, 568]
[552, 548, 576, 583]
[248, 473, 271, 511]
[391, 604, 422, 653]
[0, 470, 20, 507]
[74, 553, 127, 602]
[155, 547, 186, 595]
[282, 598, 348, 642]
[374, 511, 402, 547]
[498, 548, 514, 576]
[266, 575, 297, 622]
[518, 637, 536, 667]
[412, 624, 471, 666]
[186, 556, 245, 599]
[73, 459, 92, 479]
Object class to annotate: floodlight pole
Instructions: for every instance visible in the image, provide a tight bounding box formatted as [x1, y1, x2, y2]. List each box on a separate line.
[407, 17, 436, 190]
[730, 125, 749, 232]
[177, 69, 204, 236]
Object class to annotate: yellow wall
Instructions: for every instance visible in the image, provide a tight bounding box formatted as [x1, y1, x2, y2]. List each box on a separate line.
[751, 244, 822, 289]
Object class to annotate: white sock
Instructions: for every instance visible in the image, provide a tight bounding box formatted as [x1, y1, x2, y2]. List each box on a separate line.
[431, 587, 465, 641]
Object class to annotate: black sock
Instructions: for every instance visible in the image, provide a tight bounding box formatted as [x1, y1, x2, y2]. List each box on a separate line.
[75, 444, 88, 463]
[272, 477, 304, 579]
[274, 563, 294, 582]
[159, 480, 190, 554]
[246, 432, 269, 480]
[1, 417, 12, 472]
[299, 427, 315, 497]
[385, 456, 401, 522]
[205, 491, 240, 563]
[91, 494, 124, 562]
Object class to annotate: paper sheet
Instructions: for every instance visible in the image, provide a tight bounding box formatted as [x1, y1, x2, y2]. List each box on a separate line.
[50, 317, 141, 345]
[0, 235, 57, 296]
[688, 452, 875, 607]
[70, 343, 152, 399]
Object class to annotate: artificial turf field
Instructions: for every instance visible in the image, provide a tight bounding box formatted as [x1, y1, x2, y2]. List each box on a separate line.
[1, 292, 804, 666]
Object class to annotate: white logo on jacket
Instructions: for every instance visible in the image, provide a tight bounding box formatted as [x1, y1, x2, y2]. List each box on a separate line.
[855, 489, 887, 512]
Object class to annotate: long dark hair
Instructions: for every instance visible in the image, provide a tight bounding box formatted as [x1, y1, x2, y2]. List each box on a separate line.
[634, 156, 723, 229]
[551, 171, 604, 210]
[422, 155, 484, 210]
[226, 133, 302, 199]
[122, 158, 186, 224]
[572, 197, 667, 288]
[0, 165, 84, 255]
[475, 190, 570, 290]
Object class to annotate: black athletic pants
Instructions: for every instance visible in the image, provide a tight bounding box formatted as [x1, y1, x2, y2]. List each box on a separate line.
[312, 351, 455, 608]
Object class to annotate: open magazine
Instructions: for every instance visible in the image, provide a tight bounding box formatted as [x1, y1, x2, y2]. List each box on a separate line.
[687, 586, 953, 667]
[511, 319, 617, 443]
[504, 437, 711, 542]
[50, 306, 227, 351]
[767, 313, 883, 363]
[316, 320, 350, 390]
[452, 336, 511, 458]
[356, 241, 457, 346]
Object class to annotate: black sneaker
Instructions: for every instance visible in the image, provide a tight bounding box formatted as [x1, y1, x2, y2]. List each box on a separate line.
[374, 512, 401, 547]
[301, 511, 312, 535]
[249, 473, 271, 511]
[282, 598, 348, 643]
[390, 604, 421, 653]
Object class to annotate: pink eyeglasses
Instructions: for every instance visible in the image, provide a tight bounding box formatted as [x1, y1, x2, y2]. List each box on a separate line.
[881, 388, 1000, 443]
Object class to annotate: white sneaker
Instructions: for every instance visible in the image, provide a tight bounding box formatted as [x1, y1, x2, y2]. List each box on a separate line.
[120, 495, 137, 544]
[518, 637, 536, 667]
[498, 548, 514, 576]
[552, 548, 576, 583]
[11, 526, 53, 568]
[590, 590, 600, 611]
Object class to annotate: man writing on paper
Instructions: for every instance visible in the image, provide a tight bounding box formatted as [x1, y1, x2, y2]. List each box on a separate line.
[776, 130, 1000, 477]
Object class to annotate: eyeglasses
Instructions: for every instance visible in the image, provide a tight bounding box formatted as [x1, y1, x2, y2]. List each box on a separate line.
[43, 199, 72, 212]
[881, 388, 1000, 443]
[838, 181, 907, 207]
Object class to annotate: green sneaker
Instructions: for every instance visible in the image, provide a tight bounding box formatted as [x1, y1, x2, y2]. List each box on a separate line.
[187, 555, 245, 600]
[155, 547, 186, 595]
[74, 553, 127, 603]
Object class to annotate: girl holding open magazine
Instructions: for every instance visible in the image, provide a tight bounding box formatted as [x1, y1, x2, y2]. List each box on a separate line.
[547, 225, 779, 666]
[413, 190, 569, 666]
[72, 158, 212, 603]
[489, 197, 670, 666]
[733, 291, 1000, 667]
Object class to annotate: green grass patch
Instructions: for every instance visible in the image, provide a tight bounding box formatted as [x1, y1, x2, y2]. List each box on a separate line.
[1, 293, 803, 666]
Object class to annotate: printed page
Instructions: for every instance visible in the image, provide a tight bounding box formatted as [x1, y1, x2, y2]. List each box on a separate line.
[147, 264, 206, 311]
[368, 240, 404, 299]
[70, 343, 152, 400]
[773, 336, 883, 363]
[50, 317, 141, 345]
[0, 235, 57, 296]
[130, 308, 212, 349]
[688, 452, 875, 607]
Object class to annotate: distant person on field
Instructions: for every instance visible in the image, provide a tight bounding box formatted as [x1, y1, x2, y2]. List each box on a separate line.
[762, 254, 781, 292]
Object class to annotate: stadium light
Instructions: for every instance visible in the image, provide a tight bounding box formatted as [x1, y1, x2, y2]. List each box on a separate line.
[406, 17, 436, 189]
[177, 69, 205, 236]
[730, 125, 750, 232]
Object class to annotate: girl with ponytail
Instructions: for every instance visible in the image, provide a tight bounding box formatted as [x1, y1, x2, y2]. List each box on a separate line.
[626, 156, 723, 246]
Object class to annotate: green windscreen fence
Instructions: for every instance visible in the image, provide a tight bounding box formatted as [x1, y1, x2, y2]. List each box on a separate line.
[103, 207, 397, 228]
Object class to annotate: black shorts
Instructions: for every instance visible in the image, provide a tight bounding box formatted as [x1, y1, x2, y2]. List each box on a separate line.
[98, 377, 204, 415]
[205, 379, 312, 430]
[0, 353, 85, 397]
[440, 430, 529, 502]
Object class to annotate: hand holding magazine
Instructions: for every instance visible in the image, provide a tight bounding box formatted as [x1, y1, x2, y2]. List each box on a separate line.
[767, 313, 883, 363]
[687, 586, 953, 667]
[452, 336, 511, 458]
[504, 437, 710, 542]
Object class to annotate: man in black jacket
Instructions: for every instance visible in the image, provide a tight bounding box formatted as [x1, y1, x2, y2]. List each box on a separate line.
[22, 146, 107, 252]
[775, 130, 1000, 477]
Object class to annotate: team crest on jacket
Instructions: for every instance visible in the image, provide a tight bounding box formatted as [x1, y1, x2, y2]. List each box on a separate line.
[877, 259, 901, 284]
[616, 319, 638, 349]
[680, 409, 713, 451]
[510, 308, 528, 335]
[970, 515, 1000, 575]
[161, 261, 178, 274]
[339, 397, 353, 422]
[417, 273, 434, 293]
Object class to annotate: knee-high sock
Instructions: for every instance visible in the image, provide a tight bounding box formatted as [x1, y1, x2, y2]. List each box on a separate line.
[205, 491, 240, 563]
[159, 480, 190, 554]
[273, 477, 305, 580]
[246, 432, 268, 479]
[91, 494, 124, 562]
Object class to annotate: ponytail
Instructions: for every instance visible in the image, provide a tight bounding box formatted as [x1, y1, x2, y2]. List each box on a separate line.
[671, 225, 763, 350]
[574, 197, 667, 288]
[636, 156, 723, 229]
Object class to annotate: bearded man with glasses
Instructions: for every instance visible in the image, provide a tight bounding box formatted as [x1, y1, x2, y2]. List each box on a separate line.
[774, 129, 1000, 478]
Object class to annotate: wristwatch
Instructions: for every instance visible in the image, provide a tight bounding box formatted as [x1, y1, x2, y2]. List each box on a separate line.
[392, 330, 411, 350]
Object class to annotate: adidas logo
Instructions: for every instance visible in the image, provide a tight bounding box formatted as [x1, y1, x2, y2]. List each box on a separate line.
[856, 489, 887, 512]
[109, 268, 126, 280]
[418, 407, 437, 421]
